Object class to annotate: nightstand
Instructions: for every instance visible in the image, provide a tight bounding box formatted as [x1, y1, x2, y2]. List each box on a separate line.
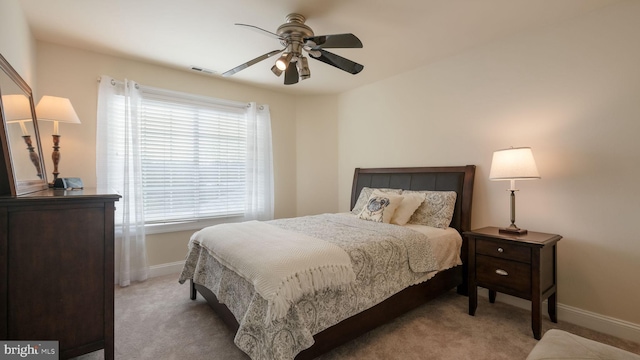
[465, 227, 562, 340]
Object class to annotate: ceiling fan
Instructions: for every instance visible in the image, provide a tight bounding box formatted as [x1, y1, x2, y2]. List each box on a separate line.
[222, 13, 364, 85]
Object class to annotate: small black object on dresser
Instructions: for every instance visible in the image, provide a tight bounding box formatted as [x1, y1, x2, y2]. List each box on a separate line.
[0, 189, 120, 359]
[465, 226, 562, 340]
[52, 177, 84, 189]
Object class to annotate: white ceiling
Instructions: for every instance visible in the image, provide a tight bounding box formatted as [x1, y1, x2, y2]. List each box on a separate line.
[19, 0, 621, 95]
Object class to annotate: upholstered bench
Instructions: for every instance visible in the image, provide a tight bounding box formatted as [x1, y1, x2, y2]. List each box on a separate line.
[527, 329, 640, 360]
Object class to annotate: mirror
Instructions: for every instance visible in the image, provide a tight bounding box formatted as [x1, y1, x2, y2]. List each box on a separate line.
[0, 53, 48, 196]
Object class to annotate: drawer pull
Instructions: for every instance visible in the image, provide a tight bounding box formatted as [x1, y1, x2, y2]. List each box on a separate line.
[497, 247, 504, 253]
[495, 269, 509, 276]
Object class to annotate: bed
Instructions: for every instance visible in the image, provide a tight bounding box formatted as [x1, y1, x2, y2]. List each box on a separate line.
[179, 165, 476, 359]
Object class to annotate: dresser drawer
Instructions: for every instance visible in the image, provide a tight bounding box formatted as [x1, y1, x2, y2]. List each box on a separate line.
[476, 238, 531, 263]
[476, 254, 531, 298]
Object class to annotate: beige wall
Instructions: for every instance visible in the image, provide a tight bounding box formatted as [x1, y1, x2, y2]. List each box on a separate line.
[295, 95, 339, 216]
[35, 42, 299, 267]
[337, 1, 640, 325]
[0, 0, 36, 86]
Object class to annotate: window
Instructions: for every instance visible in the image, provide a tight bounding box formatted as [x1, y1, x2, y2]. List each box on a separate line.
[97, 77, 274, 235]
[139, 89, 248, 224]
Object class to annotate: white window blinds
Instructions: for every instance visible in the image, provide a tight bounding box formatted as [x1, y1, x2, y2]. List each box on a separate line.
[139, 88, 248, 224]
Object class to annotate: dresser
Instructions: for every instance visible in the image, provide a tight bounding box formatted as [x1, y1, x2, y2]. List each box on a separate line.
[465, 227, 561, 340]
[0, 189, 120, 359]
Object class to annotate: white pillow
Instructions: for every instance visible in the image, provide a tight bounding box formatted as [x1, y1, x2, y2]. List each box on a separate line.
[351, 187, 402, 214]
[391, 192, 426, 226]
[357, 190, 403, 223]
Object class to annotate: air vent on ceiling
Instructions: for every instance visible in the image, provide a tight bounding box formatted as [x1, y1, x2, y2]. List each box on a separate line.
[190, 66, 216, 75]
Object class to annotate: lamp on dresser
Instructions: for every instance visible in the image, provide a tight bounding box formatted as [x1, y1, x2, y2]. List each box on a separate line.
[2, 94, 31, 134]
[489, 146, 540, 234]
[35, 95, 81, 183]
[1, 94, 43, 179]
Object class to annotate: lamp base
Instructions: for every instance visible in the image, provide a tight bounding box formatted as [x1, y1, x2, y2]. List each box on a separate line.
[498, 225, 528, 235]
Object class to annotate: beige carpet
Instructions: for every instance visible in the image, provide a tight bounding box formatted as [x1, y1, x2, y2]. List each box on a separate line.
[74, 274, 640, 360]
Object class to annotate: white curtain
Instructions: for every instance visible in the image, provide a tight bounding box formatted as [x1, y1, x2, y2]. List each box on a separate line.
[244, 102, 274, 221]
[96, 76, 148, 287]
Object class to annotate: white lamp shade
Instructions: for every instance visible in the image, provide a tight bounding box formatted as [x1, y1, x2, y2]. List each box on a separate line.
[1, 94, 32, 122]
[489, 147, 540, 180]
[35, 96, 81, 124]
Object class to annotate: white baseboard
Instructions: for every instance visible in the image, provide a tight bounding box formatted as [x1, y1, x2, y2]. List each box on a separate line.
[148, 260, 185, 278]
[478, 288, 640, 343]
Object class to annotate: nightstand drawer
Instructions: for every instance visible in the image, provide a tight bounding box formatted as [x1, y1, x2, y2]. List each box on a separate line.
[476, 254, 531, 298]
[476, 238, 531, 263]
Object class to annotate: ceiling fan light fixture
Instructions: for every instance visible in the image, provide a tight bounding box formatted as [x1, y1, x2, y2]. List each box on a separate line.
[275, 53, 292, 71]
[297, 56, 310, 80]
[271, 64, 283, 77]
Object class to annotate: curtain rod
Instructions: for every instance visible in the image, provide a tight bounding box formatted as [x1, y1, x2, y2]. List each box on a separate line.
[96, 76, 255, 109]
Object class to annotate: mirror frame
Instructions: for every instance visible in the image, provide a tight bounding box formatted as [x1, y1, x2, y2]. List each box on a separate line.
[0, 53, 48, 196]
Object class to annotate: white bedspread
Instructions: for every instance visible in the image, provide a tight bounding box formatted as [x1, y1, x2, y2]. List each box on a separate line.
[190, 220, 356, 321]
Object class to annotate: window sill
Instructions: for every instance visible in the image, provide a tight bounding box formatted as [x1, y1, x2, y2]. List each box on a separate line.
[144, 215, 245, 235]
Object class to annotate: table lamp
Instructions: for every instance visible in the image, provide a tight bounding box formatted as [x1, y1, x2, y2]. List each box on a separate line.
[2, 94, 43, 179]
[489, 147, 540, 234]
[35, 95, 81, 182]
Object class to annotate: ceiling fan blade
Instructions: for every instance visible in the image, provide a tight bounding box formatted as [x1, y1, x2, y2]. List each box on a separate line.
[284, 63, 299, 85]
[222, 49, 283, 77]
[309, 49, 364, 74]
[305, 33, 363, 49]
[235, 23, 283, 41]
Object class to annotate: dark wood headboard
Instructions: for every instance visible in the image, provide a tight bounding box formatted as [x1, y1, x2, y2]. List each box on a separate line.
[351, 165, 476, 233]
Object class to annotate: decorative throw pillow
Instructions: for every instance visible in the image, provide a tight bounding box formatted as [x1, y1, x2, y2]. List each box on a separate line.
[390, 192, 426, 226]
[404, 190, 457, 228]
[351, 187, 402, 214]
[357, 190, 403, 223]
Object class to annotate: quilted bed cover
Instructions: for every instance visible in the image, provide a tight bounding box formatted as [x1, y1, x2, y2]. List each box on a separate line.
[179, 213, 462, 360]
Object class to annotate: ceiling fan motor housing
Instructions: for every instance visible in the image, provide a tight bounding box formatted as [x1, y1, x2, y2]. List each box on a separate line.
[277, 13, 314, 56]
